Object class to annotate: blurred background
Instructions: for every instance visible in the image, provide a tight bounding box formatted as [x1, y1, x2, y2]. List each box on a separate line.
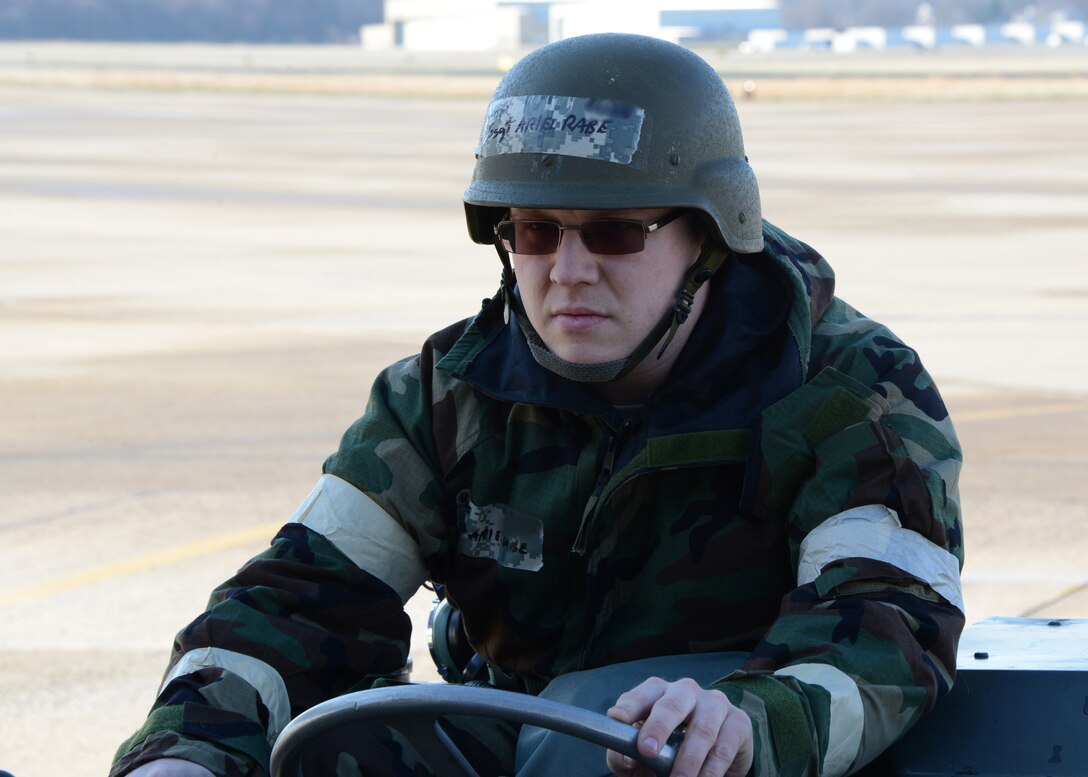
[2, 2, 1087, 776]
[2, 0, 1088, 47]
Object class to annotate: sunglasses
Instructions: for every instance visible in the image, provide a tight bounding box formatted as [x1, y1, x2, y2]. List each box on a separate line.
[494, 210, 685, 256]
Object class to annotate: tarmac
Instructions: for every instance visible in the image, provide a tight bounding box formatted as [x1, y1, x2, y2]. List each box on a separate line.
[1, 60, 1087, 777]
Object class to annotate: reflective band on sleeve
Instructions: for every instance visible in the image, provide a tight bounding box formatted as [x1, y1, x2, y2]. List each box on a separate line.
[797, 504, 964, 612]
[774, 663, 864, 777]
[160, 647, 290, 746]
[289, 474, 427, 604]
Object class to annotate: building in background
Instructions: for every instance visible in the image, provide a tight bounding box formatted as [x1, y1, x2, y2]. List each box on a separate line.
[741, 17, 1087, 52]
[360, 0, 781, 51]
[361, 0, 1087, 53]
[742, 3, 1087, 53]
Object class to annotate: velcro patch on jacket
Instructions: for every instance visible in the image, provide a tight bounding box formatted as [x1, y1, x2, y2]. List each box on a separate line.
[455, 490, 544, 571]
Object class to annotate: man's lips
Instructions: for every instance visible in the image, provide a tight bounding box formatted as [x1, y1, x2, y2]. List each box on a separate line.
[551, 308, 607, 331]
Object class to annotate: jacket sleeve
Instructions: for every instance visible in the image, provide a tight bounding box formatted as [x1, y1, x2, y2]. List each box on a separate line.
[110, 356, 446, 777]
[712, 298, 965, 777]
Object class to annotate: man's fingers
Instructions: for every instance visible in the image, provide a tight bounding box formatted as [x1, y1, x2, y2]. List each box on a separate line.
[720, 709, 755, 777]
[696, 704, 754, 777]
[635, 678, 701, 758]
[666, 686, 728, 775]
[607, 676, 669, 724]
[605, 677, 754, 777]
[605, 748, 642, 777]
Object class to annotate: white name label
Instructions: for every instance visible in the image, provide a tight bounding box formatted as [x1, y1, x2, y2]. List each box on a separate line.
[478, 94, 645, 166]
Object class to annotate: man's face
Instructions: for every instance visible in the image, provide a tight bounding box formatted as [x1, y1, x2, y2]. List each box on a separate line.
[509, 207, 705, 377]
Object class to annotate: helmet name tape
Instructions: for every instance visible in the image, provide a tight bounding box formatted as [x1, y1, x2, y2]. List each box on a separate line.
[478, 95, 645, 166]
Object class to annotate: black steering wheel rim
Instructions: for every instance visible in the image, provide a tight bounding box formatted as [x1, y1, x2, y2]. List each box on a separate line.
[270, 683, 678, 777]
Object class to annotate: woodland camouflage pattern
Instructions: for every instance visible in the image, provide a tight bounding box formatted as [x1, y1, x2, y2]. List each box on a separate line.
[112, 221, 964, 777]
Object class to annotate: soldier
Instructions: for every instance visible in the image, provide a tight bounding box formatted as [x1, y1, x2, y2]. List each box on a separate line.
[111, 33, 965, 777]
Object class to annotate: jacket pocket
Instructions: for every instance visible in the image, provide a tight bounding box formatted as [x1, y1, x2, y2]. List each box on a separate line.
[741, 366, 889, 523]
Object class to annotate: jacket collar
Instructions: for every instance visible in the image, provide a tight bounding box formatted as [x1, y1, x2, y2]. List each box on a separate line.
[437, 221, 835, 430]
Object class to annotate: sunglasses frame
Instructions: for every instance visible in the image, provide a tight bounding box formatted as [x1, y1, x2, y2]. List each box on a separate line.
[494, 210, 685, 256]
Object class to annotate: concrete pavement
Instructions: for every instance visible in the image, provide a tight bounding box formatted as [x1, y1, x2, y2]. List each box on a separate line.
[1, 79, 1086, 777]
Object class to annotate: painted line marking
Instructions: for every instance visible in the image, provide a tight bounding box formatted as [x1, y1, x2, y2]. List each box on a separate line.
[963, 573, 1088, 585]
[0, 522, 281, 609]
[1020, 580, 1088, 617]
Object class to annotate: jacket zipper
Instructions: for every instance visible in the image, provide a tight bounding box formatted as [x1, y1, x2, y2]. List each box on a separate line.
[570, 419, 632, 556]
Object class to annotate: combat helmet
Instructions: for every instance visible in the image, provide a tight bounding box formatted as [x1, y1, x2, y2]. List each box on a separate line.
[463, 33, 763, 383]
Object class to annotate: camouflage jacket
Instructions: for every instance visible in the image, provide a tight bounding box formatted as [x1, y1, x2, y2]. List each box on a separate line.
[112, 222, 965, 777]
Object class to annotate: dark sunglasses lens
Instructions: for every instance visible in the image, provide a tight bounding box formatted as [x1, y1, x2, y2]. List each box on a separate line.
[499, 221, 560, 254]
[581, 220, 645, 255]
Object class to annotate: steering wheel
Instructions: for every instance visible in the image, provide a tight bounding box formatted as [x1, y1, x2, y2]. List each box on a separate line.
[270, 683, 678, 777]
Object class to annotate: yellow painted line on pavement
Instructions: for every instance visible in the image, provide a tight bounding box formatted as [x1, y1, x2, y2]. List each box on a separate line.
[1020, 579, 1088, 618]
[0, 522, 281, 609]
[955, 401, 1088, 423]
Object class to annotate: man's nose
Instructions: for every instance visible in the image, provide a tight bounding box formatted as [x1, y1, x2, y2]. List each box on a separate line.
[549, 232, 600, 286]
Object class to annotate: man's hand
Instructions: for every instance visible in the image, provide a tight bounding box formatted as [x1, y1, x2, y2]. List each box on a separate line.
[124, 759, 215, 777]
[605, 677, 753, 777]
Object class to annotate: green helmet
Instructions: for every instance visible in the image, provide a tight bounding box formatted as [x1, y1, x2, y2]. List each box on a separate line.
[463, 32, 763, 254]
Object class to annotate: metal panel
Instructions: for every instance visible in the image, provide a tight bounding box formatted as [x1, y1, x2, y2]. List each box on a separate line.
[884, 618, 1088, 777]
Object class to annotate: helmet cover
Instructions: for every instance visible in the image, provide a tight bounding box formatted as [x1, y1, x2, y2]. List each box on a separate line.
[463, 33, 763, 254]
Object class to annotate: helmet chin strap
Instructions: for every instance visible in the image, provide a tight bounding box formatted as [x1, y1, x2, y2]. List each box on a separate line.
[494, 242, 730, 384]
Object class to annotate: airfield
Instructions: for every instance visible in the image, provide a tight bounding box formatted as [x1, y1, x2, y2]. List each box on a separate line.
[1, 42, 1087, 776]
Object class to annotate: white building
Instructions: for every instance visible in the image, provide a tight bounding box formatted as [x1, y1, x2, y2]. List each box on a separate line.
[742, 17, 1088, 53]
[361, 0, 781, 52]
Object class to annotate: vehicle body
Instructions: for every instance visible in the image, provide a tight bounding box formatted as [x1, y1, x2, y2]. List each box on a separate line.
[271, 616, 1088, 777]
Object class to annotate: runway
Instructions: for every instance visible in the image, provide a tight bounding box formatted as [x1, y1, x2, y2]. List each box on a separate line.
[1, 65, 1087, 776]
